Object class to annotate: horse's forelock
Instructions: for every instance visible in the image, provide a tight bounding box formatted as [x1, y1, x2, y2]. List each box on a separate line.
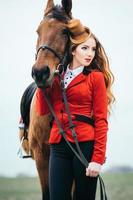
[46, 5, 71, 22]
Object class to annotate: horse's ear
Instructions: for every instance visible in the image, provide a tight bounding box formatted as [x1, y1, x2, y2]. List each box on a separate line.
[61, 0, 72, 18]
[44, 0, 55, 16]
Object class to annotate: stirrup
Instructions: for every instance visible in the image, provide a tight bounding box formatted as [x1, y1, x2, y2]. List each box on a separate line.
[17, 138, 32, 159]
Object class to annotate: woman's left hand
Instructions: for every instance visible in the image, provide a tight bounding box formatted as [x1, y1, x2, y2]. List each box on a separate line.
[86, 162, 102, 177]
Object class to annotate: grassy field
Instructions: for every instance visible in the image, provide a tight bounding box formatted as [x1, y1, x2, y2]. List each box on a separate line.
[0, 173, 133, 200]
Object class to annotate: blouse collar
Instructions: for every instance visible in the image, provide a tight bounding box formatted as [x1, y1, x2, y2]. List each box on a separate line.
[65, 65, 84, 77]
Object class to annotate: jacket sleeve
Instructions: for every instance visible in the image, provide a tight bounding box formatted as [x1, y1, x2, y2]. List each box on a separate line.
[35, 88, 50, 115]
[91, 72, 108, 164]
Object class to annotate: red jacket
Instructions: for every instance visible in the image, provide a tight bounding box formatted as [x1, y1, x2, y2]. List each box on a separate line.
[35, 71, 108, 164]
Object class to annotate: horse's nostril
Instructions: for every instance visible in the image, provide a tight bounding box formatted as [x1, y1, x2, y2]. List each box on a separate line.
[31, 67, 40, 81]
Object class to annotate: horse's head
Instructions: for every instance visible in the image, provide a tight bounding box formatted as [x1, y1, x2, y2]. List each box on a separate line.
[32, 0, 72, 88]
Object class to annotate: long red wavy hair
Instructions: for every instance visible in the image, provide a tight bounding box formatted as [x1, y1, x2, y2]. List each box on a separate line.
[69, 33, 115, 113]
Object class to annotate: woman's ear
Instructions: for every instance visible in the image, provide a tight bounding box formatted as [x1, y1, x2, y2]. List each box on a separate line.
[72, 50, 75, 56]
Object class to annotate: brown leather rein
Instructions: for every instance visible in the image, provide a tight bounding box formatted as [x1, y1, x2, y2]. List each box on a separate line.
[43, 72, 108, 200]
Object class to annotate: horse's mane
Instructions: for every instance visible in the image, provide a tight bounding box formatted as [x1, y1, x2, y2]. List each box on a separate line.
[47, 5, 71, 22]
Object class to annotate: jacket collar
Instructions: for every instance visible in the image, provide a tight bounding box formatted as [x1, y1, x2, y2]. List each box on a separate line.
[66, 72, 86, 90]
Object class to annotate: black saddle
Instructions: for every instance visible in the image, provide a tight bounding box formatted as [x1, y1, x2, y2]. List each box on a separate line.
[20, 82, 37, 128]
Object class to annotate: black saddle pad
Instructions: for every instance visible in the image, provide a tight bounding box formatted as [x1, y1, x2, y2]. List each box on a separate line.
[20, 82, 37, 128]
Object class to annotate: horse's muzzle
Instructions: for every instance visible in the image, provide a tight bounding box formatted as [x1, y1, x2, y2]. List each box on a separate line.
[31, 66, 50, 88]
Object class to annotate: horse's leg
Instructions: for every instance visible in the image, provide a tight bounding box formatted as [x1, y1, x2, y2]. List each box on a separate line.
[29, 92, 51, 199]
[33, 142, 50, 200]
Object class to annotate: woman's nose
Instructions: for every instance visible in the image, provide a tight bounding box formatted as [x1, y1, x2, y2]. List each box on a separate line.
[87, 49, 93, 57]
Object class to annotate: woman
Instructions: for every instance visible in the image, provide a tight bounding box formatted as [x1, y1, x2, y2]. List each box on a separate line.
[36, 19, 114, 200]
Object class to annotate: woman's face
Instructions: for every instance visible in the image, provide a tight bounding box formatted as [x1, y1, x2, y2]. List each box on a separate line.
[72, 37, 96, 67]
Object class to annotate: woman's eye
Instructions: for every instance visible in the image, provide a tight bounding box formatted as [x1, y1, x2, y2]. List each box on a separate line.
[92, 48, 96, 51]
[82, 46, 88, 50]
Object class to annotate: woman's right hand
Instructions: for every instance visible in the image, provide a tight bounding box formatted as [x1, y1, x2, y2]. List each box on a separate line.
[86, 162, 102, 177]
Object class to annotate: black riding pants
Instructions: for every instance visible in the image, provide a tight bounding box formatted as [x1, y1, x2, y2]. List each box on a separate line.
[49, 138, 98, 200]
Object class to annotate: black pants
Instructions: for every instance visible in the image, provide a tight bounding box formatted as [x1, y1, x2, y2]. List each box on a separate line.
[49, 138, 98, 200]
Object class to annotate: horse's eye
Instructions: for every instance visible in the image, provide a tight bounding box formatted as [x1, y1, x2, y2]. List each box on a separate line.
[62, 29, 68, 35]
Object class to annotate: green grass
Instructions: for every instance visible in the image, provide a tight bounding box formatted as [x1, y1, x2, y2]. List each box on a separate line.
[0, 173, 133, 200]
[100, 173, 133, 200]
[0, 177, 41, 200]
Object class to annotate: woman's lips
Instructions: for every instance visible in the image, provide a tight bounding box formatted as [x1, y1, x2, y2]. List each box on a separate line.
[85, 58, 91, 62]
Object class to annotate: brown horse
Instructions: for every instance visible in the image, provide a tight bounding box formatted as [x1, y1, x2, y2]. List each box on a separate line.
[19, 0, 72, 199]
